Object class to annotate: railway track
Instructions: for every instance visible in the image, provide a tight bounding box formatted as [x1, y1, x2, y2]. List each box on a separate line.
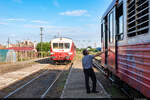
[3, 62, 73, 98]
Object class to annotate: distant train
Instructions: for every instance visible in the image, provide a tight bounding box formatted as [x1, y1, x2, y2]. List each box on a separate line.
[100, 0, 150, 98]
[50, 37, 76, 63]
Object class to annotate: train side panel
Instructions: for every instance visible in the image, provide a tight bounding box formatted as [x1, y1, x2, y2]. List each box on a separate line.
[101, 0, 150, 98]
[117, 43, 150, 98]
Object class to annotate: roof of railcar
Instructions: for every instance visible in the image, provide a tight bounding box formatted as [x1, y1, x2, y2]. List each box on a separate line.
[101, 0, 117, 21]
[51, 37, 73, 42]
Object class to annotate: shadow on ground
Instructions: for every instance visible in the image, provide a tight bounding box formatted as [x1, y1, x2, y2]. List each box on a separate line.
[35, 58, 71, 65]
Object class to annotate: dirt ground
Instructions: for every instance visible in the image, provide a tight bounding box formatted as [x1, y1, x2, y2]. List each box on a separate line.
[0, 58, 48, 75]
[0, 57, 72, 98]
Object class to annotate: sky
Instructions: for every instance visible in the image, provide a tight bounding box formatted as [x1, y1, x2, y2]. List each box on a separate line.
[0, 0, 112, 48]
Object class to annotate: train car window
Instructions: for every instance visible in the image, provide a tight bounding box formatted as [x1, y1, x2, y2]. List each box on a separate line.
[64, 43, 70, 49]
[119, 16, 123, 35]
[101, 24, 103, 42]
[59, 43, 63, 49]
[127, 0, 149, 37]
[109, 11, 114, 43]
[116, 3, 124, 40]
[53, 43, 59, 49]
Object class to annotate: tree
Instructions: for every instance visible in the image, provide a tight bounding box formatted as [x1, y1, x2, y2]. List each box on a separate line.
[36, 42, 50, 52]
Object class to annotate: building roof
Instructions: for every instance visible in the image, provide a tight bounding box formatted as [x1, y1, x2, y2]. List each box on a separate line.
[7, 47, 34, 51]
[0, 44, 5, 49]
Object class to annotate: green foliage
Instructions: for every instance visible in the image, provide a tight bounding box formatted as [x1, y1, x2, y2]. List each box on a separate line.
[76, 47, 98, 54]
[36, 42, 50, 52]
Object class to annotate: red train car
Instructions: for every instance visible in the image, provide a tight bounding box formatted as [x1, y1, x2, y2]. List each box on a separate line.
[50, 37, 76, 62]
[101, 0, 150, 98]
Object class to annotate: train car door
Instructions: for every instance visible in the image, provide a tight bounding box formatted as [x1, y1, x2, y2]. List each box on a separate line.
[101, 19, 108, 67]
[104, 18, 108, 65]
[116, 2, 123, 69]
[106, 7, 116, 70]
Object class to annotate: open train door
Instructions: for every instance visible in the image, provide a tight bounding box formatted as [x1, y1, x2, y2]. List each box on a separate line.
[101, 0, 123, 73]
[102, 0, 124, 74]
[115, 2, 123, 70]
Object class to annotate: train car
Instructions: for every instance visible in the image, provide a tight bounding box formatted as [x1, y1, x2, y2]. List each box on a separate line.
[50, 37, 76, 62]
[101, 0, 150, 98]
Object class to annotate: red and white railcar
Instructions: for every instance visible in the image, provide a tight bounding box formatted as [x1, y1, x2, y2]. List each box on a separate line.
[50, 37, 76, 62]
[101, 0, 150, 98]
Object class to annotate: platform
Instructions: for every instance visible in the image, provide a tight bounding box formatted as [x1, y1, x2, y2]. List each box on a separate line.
[61, 60, 110, 98]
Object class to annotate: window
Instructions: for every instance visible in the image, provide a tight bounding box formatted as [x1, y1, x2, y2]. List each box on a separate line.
[53, 43, 70, 49]
[64, 43, 70, 49]
[53, 43, 58, 49]
[127, 0, 149, 37]
[119, 16, 123, 34]
[109, 12, 114, 42]
[101, 23, 103, 42]
[59, 43, 63, 49]
[116, 3, 124, 40]
[101, 20, 106, 42]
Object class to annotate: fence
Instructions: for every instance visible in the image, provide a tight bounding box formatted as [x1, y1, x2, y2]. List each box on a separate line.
[0, 49, 16, 63]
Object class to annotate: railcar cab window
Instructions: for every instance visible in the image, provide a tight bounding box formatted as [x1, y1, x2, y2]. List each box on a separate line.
[64, 43, 70, 49]
[59, 43, 63, 49]
[116, 2, 124, 41]
[53, 43, 70, 49]
[53, 43, 59, 49]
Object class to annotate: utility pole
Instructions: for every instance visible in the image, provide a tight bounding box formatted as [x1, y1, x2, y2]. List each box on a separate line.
[40, 27, 43, 57]
[7, 37, 10, 48]
[58, 32, 60, 38]
[40, 27, 43, 51]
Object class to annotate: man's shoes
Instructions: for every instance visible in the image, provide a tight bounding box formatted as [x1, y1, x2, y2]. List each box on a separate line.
[92, 90, 99, 93]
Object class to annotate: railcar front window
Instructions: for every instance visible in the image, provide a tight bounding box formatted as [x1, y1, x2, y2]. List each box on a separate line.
[64, 43, 70, 49]
[59, 43, 63, 49]
[53, 43, 58, 49]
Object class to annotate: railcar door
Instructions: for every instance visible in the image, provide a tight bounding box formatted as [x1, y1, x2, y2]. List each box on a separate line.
[101, 18, 108, 65]
[106, 7, 116, 70]
[116, 2, 124, 70]
[104, 19, 108, 65]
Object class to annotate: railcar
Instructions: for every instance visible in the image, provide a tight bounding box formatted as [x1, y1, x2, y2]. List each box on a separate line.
[100, 0, 150, 98]
[50, 37, 76, 63]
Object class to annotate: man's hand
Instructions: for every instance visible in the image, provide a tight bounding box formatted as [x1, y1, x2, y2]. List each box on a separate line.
[105, 49, 108, 52]
[94, 52, 103, 57]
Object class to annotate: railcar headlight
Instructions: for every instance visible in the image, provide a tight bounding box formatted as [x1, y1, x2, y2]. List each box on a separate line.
[68, 52, 73, 55]
[50, 52, 54, 55]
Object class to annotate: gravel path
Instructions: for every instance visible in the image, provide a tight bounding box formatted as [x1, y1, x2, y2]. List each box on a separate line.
[61, 60, 110, 98]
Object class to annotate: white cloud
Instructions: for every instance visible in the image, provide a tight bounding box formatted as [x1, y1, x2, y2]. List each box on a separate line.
[23, 24, 54, 28]
[7, 18, 26, 22]
[0, 22, 8, 25]
[59, 10, 88, 16]
[31, 20, 48, 24]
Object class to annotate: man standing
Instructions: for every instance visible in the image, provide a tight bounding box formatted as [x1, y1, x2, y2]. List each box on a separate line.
[82, 49, 104, 94]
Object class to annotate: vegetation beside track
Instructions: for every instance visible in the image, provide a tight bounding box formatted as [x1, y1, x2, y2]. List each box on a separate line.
[45, 64, 71, 98]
